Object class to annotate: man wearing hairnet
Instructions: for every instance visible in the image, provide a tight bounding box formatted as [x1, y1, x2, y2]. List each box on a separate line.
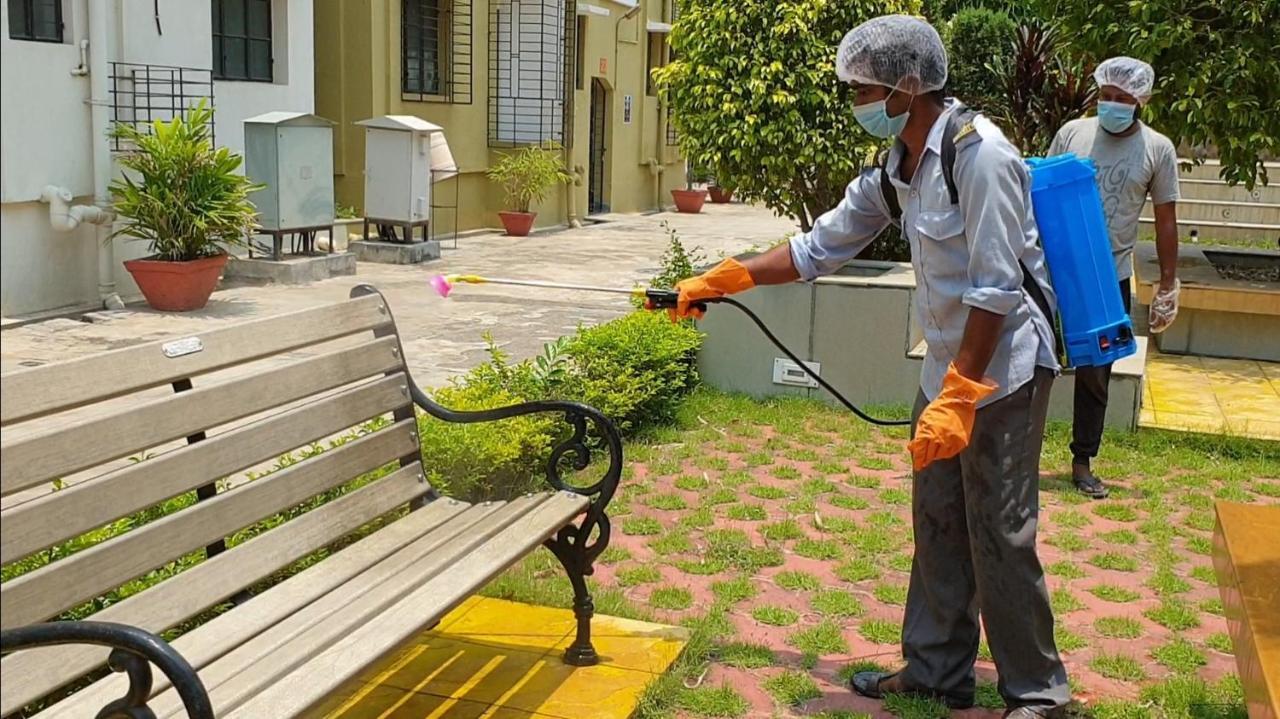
[1049, 57, 1181, 499]
[673, 15, 1069, 718]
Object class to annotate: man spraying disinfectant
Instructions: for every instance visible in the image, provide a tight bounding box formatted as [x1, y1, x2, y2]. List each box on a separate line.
[1049, 57, 1182, 499]
[674, 15, 1070, 719]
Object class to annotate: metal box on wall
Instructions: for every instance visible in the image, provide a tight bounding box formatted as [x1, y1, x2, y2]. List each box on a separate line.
[355, 116, 457, 224]
[243, 112, 336, 231]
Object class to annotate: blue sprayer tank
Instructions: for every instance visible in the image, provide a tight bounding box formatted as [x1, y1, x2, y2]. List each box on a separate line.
[1025, 153, 1136, 368]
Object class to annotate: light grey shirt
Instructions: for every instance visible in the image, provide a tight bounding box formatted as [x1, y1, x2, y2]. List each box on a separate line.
[789, 103, 1059, 406]
[1049, 118, 1180, 281]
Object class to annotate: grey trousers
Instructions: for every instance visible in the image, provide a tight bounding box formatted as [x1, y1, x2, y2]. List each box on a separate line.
[899, 367, 1070, 709]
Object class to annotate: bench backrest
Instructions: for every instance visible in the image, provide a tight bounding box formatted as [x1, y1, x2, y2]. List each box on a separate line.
[0, 289, 428, 714]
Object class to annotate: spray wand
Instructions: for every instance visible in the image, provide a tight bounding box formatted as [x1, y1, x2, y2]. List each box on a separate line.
[430, 274, 911, 427]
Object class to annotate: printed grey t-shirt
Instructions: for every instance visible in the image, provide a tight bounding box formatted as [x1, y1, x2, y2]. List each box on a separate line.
[1049, 117, 1180, 280]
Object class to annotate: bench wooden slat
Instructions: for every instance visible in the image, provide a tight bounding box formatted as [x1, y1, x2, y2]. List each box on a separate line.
[150, 496, 547, 717]
[223, 492, 590, 718]
[0, 335, 403, 497]
[0, 464, 440, 716]
[0, 293, 389, 426]
[1, 375, 410, 564]
[0, 418, 419, 630]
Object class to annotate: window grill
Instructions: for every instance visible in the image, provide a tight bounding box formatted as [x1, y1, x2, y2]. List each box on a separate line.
[7, 0, 62, 42]
[488, 0, 576, 147]
[108, 63, 215, 152]
[665, 102, 678, 146]
[212, 0, 273, 82]
[402, 0, 473, 103]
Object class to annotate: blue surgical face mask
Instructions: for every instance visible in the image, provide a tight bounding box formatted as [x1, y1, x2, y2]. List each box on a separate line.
[1097, 101, 1137, 133]
[853, 90, 911, 138]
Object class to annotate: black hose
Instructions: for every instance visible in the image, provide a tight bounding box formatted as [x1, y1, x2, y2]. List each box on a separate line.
[705, 297, 912, 427]
[644, 288, 911, 427]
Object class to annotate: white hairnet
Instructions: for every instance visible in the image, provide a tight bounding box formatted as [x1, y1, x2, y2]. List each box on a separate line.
[836, 15, 948, 93]
[1094, 56, 1155, 103]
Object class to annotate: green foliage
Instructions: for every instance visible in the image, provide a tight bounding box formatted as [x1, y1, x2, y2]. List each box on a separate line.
[108, 100, 261, 261]
[486, 143, 572, 213]
[943, 8, 1017, 113]
[787, 620, 849, 655]
[763, 670, 822, 707]
[655, 0, 918, 260]
[650, 222, 707, 290]
[719, 641, 775, 669]
[988, 24, 1096, 156]
[1038, 0, 1279, 188]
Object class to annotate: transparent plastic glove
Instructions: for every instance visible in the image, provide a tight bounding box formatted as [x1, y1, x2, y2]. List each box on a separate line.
[671, 258, 755, 321]
[907, 363, 998, 471]
[1149, 278, 1180, 334]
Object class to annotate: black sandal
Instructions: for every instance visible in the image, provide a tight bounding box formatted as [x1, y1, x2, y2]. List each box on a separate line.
[850, 671, 975, 709]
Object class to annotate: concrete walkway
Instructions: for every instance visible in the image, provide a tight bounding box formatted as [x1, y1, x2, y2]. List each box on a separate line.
[0, 204, 794, 387]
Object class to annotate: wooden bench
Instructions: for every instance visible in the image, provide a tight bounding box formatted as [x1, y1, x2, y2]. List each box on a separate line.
[0, 285, 622, 718]
[1213, 502, 1280, 719]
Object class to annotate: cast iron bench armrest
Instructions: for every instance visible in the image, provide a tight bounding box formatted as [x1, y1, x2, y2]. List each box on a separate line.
[0, 620, 213, 719]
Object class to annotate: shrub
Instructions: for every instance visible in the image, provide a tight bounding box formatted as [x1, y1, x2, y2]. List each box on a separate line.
[944, 9, 1016, 114]
[486, 143, 572, 213]
[988, 24, 1096, 155]
[650, 222, 706, 291]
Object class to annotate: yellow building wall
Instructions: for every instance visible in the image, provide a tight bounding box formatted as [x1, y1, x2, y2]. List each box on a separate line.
[314, 0, 686, 234]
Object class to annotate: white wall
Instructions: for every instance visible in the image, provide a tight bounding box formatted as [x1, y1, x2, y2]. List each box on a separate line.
[0, 0, 315, 317]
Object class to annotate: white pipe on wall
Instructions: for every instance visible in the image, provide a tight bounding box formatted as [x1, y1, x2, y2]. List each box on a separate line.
[40, 186, 114, 231]
[89, 0, 123, 309]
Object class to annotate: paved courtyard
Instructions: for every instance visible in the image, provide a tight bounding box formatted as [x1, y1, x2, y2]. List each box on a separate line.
[0, 205, 792, 387]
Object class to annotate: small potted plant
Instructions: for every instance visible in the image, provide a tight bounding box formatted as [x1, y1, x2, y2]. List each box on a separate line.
[708, 179, 734, 204]
[671, 165, 708, 214]
[109, 100, 261, 311]
[487, 143, 572, 237]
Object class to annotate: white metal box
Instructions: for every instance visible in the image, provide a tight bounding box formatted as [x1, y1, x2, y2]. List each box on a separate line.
[243, 112, 336, 231]
[355, 115, 457, 223]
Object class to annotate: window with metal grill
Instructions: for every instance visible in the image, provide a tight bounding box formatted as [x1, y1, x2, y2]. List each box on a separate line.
[212, 0, 273, 82]
[403, 0, 445, 96]
[7, 0, 62, 42]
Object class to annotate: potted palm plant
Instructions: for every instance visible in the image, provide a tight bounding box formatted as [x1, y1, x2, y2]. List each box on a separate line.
[671, 165, 708, 213]
[487, 144, 572, 237]
[109, 100, 261, 311]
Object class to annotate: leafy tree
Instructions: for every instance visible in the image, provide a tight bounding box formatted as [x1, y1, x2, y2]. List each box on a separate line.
[1037, 0, 1278, 188]
[655, 0, 919, 260]
[988, 24, 1096, 156]
[943, 8, 1016, 114]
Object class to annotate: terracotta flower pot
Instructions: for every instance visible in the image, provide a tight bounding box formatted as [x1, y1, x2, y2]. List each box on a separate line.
[123, 253, 228, 312]
[499, 211, 537, 237]
[671, 189, 707, 214]
[708, 186, 734, 204]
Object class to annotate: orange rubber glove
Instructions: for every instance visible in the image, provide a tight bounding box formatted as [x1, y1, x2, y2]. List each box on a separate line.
[907, 363, 998, 472]
[670, 258, 755, 321]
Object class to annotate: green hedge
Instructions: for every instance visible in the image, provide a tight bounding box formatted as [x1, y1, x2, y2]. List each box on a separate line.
[419, 310, 703, 502]
[944, 8, 1017, 114]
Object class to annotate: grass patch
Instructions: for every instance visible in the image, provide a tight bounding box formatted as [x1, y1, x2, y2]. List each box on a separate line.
[1146, 567, 1191, 596]
[747, 484, 788, 500]
[847, 525, 899, 553]
[1095, 503, 1139, 522]
[794, 538, 844, 560]
[858, 457, 893, 471]
[1095, 616, 1144, 639]
[812, 589, 865, 618]
[650, 586, 694, 611]
[975, 682, 1004, 709]
[622, 517, 663, 535]
[718, 641, 775, 669]
[752, 605, 799, 627]
[1186, 535, 1213, 555]
[1088, 584, 1141, 603]
[802, 477, 839, 495]
[1189, 565, 1217, 584]
[1152, 638, 1207, 674]
[1051, 588, 1085, 614]
[711, 576, 758, 605]
[1144, 600, 1200, 630]
[775, 570, 821, 592]
[761, 519, 806, 541]
[1090, 552, 1140, 572]
[836, 558, 881, 583]
[887, 553, 914, 572]
[675, 474, 710, 491]
[725, 503, 767, 521]
[847, 474, 882, 489]
[673, 684, 750, 718]
[882, 692, 950, 719]
[1098, 529, 1139, 545]
[1055, 625, 1089, 652]
[859, 618, 901, 644]
[829, 494, 871, 510]
[786, 497, 818, 514]
[650, 531, 694, 556]
[1205, 632, 1233, 653]
[773, 465, 802, 481]
[1200, 597, 1224, 616]
[879, 488, 912, 506]
[1053, 509, 1089, 529]
[599, 546, 632, 564]
[702, 487, 738, 506]
[787, 620, 849, 655]
[1046, 533, 1089, 552]
[815, 514, 859, 533]
[873, 583, 909, 606]
[836, 659, 891, 686]
[1045, 560, 1087, 579]
[1090, 652, 1147, 682]
[680, 506, 715, 529]
[762, 670, 822, 707]
[617, 565, 663, 586]
[674, 558, 729, 576]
